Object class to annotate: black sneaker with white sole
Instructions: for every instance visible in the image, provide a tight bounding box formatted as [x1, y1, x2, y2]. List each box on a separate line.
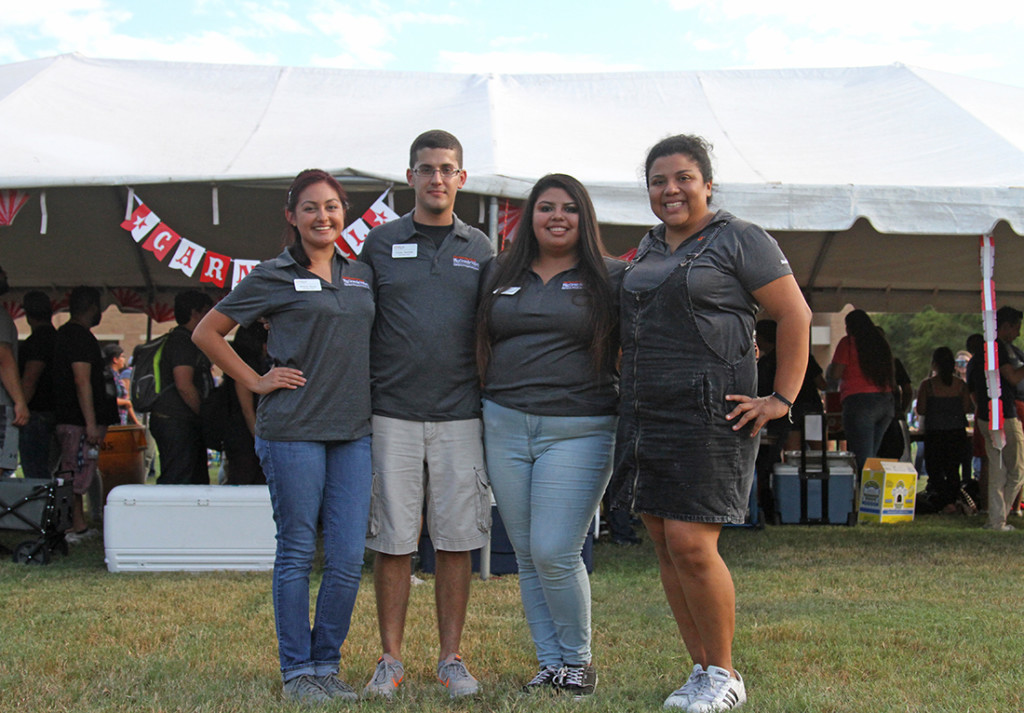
[554, 663, 597, 699]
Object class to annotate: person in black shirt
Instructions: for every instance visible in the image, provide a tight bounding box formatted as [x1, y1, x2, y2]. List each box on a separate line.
[150, 290, 213, 484]
[18, 290, 58, 479]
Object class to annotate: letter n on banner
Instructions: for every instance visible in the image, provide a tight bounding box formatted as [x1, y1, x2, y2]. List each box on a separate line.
[232, 260, 260, 289]
[200, 252, 230, 288]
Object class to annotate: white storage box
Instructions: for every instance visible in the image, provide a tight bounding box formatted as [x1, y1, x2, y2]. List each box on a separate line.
[104, 485, 276, 572]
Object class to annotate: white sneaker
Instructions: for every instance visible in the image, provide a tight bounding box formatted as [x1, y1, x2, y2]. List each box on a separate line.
[664, 664, 707, 709]
[687, 665, 745, 712]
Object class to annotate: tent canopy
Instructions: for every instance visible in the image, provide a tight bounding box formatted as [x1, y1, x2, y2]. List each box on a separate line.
[2, 54, 1023, 313]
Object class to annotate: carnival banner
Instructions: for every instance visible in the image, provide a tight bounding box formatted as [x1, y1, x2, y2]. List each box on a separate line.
[120, 187, 400, 289]
[0, 189, 30, 227]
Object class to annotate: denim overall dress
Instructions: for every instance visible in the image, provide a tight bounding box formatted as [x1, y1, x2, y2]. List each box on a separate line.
[611, 219, 757, 524]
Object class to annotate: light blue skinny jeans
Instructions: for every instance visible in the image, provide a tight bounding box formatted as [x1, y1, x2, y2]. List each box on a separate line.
[255, 436, 372, 683]
[482, 399, 615, 667]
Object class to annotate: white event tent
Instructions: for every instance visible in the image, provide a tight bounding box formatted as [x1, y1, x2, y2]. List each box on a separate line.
[1, 53, 1023, 315]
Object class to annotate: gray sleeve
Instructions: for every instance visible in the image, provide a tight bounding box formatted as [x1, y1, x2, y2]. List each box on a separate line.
[214, 267, 276, 328]
[731, 222, 793, 293]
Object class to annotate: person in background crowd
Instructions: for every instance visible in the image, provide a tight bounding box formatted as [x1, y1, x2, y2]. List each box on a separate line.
[151, 290, 213, 484]
[193, 169, 374, 703]
[0, 266, 29, 476]
[477, 174, 624, 698]
[358, 130, 494, 700]
[54, 286, 118, 542]
[966, 307, 1024, 531]
[221, 321, 268, 485]
[826, 310, 895, 474]
[916, 346, 972, 513]
[18, 290, 58, 479]
[610, 135, 811, 713]
[103, 344, 139, 426]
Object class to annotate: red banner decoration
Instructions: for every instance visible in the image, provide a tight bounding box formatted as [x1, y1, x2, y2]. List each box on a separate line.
[168, 237, 206, 277]
[144, 300, 175, 323]
[498, 200, 522, 251]
[110, 288, 146, 312]
[121, 202, 161, 242]
[200, 252, 231, 288]
[0, 189, 30, 227]
[231, 260, 260, 289]
[2, 299, 23, 320]
[142, 223, 181, 260]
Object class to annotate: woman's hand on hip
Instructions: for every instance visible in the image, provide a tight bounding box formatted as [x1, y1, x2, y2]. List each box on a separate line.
[253, 367, 306, 394]
[725, 394, 788, 437]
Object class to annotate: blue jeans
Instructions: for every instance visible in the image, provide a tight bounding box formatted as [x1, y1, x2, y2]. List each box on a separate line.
[841, 392, 894, 474]
[482, 400, 615, 667]
[255, 436, 372, 682]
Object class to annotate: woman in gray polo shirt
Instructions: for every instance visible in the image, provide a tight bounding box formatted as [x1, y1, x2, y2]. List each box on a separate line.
[193, 169, 374, 704]
[477, 174, 624, 698]
[610, 136, 811, 713]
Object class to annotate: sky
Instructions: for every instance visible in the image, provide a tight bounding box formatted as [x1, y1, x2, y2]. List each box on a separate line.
[1, 0, 1022, 87]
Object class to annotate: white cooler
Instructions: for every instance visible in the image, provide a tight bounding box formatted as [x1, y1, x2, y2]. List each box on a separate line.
[104, 484, 276, 572]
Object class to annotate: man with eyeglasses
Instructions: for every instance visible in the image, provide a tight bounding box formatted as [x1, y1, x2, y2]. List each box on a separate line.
[359, 130, 494, 699]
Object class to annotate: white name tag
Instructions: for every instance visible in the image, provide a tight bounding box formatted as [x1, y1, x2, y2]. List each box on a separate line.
[392, 244, 418, 259]
[495, 286, 521, 295]
[293, 278, 321, 292]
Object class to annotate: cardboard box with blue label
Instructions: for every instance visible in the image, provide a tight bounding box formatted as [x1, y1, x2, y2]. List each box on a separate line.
[858, 458, 917, 524]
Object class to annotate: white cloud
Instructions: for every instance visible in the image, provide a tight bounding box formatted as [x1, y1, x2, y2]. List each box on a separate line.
[307, 6, 396, 68]
[437, 50, 645, 74]
[239, 2, 311, 36]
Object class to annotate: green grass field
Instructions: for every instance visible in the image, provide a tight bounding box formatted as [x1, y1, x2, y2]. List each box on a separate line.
[2, 512, 1022, 713]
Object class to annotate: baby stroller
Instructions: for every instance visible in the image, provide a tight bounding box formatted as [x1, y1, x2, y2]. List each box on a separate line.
[0, 473, 74, 565]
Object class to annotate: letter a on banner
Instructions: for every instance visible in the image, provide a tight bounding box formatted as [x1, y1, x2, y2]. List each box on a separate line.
[168, 237, 207, 277]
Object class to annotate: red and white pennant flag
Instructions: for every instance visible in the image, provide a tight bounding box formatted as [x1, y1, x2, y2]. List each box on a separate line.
[338, 188, 399, 257]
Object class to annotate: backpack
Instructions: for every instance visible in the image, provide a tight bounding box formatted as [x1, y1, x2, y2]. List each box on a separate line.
[129, 335, 168, 413]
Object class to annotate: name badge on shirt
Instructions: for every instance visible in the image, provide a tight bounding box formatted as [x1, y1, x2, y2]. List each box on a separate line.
[294, 278, 321, 292]
[392, 244, 418, 259]
[561, 281, 584, 290]
[494, 286, 521, 295]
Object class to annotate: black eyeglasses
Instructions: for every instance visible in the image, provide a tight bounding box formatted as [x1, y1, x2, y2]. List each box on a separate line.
[411, 165, 463, 178]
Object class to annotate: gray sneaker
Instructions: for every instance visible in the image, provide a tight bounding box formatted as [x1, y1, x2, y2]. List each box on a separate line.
[362, 656, 405, 699]
[554, 663, 598, 699]
[282, 674, 330, 704]
[437, 655, 480, 698]
[523, 664, 561, 693]
[318, 674, 358, 701]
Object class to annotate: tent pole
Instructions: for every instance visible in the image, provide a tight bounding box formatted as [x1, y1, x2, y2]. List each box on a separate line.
[487, 196, 499, 253]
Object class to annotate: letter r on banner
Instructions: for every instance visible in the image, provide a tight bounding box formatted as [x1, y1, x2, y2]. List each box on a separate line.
[200, 252, 230, 288]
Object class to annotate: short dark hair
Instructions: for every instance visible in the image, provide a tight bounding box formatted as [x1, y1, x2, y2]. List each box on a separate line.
[409, 130, 463, 168]
[22, 290, 53, 321]
[644, 134, 714, 200]
[102, 344, 124, 364]
[68, 286, 101, 318]
[996, 306, 1023, 328]
[174, 290, 214, 325]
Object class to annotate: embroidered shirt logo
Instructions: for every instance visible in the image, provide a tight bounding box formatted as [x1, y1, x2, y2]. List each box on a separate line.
[343, 277, 370, 289]
[452, 256, 479, 271]
[561, 281, 584, 290]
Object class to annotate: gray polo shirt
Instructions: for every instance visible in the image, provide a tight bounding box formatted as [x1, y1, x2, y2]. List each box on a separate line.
[214, 247, 374, 442]
[624, 210, 793, 364]
[482, 257, 625, 417]
[360, 212, 494, 421]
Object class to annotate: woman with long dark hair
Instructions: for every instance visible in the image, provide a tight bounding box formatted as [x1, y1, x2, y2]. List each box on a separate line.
[609, 135, 811, 712]
[827, 309, 895, 473]
[477, 174, 623, 698]
[193, 169, 374, 703]
[917, 346, 972, 511]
